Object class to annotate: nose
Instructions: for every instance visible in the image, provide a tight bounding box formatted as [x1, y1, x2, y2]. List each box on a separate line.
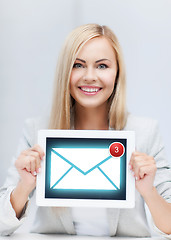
[83, 67, 97, 82]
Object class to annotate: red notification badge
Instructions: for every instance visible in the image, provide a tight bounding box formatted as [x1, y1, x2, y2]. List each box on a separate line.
[109, 142, 125, 158]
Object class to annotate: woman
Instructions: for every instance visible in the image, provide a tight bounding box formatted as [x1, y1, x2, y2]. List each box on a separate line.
[0, 24, 171, 237]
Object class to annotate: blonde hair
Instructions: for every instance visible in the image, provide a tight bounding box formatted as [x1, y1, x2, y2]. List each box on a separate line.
[49, 24, 127, 130]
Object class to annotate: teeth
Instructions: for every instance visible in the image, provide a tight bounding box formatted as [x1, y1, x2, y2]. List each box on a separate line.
[81, 87, 100, 92]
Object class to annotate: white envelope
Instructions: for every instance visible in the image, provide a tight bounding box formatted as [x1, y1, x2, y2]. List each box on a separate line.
[50, 148, 121, 191]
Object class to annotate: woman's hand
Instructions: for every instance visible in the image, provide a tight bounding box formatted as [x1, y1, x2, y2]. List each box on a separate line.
[130, 152, 171, 234]
[15, 144, 44, 193]
[129, 151, 157, 198]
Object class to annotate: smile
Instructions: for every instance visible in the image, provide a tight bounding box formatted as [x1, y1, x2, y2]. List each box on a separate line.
[79, 86, 102, 94]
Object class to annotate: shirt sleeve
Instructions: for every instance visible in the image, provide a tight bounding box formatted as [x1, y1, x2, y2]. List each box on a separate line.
[0, 119, 36, 236]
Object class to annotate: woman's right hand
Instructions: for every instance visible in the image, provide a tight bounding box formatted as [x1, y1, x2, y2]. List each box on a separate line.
[15, 144, 45, 193]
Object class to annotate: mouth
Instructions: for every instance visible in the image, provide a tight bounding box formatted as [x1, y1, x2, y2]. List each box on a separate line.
[79, 86, 102, 95]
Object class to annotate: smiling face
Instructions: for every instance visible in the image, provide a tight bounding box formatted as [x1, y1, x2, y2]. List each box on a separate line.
[70, 37, 118, 111]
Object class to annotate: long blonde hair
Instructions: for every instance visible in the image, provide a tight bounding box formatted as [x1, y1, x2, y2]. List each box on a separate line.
[49, 24, 127, 130]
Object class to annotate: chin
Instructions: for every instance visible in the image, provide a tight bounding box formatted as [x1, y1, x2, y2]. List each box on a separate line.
[78, 102, 108, 110]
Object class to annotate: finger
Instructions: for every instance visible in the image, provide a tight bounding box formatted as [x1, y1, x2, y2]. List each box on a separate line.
[31, 144, 45, 160]
[139, 164, 157, 179]
[134, 160, 156, 180]
[129, 152, 143, 171]
[29, 151, 41, 172]
[134, 151, 146, 156]
[131, 152, 152, 168]
[129, 151, 136, 168]
[24, 155, 32, 172]
[15, 148, 43, 174]
[139, 166, 148, 179]
[132, 160, 152, 178]
[132, 163, 140, 181]
[30, 156, 37, 176]
[131, 156, 153, 180]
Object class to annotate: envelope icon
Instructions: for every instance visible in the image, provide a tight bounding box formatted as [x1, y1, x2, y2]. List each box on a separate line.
[50, 148, 121, 191]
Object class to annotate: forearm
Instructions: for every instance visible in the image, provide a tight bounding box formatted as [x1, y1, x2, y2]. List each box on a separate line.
[10, 181, 31, 219]
[144, 187, 171, 235]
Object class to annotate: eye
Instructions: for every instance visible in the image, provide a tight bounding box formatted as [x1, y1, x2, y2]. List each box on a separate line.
[73, 63, 83, 69]
[97, 64, 108, 69]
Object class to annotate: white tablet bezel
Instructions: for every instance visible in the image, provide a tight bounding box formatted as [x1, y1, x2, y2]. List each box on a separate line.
[36, 130, 135, 208]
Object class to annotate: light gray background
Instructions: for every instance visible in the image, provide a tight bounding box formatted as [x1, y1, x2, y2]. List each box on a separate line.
[1, 0, 171, 186]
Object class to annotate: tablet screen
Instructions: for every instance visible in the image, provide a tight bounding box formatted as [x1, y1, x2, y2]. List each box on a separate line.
[45, 137, 126, 200]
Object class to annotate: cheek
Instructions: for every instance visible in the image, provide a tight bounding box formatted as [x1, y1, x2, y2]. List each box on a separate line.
[70, 72, 80, 96]
[100, 69, 116, 86]
[105, 74, 116, 89]
[70, 72, 76, 87]
[70, 70, 83, 86]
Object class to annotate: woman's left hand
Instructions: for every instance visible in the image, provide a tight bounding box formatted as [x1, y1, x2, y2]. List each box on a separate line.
[129, 151, 157, 198]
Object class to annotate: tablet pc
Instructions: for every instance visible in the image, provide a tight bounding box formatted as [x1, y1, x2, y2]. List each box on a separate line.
[36, 130, 135, 208]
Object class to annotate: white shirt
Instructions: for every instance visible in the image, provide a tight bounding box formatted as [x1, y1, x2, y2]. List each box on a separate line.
[72, 207, 109, 236]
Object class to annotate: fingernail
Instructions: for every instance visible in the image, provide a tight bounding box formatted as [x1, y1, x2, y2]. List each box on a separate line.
[135, 177, 138, 181]
[33, 171, 37, 176]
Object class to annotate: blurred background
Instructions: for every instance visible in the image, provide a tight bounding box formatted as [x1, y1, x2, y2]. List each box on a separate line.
[0, 0, 171, 186]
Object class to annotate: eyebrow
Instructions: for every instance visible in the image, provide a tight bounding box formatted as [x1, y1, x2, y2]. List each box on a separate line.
[76, 58, 111, 63]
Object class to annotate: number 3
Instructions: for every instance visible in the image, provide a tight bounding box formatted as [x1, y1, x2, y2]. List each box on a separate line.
[115, 146, 119, 153]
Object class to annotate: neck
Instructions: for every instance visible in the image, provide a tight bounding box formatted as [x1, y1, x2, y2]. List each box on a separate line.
[74, 104, 109, 130]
